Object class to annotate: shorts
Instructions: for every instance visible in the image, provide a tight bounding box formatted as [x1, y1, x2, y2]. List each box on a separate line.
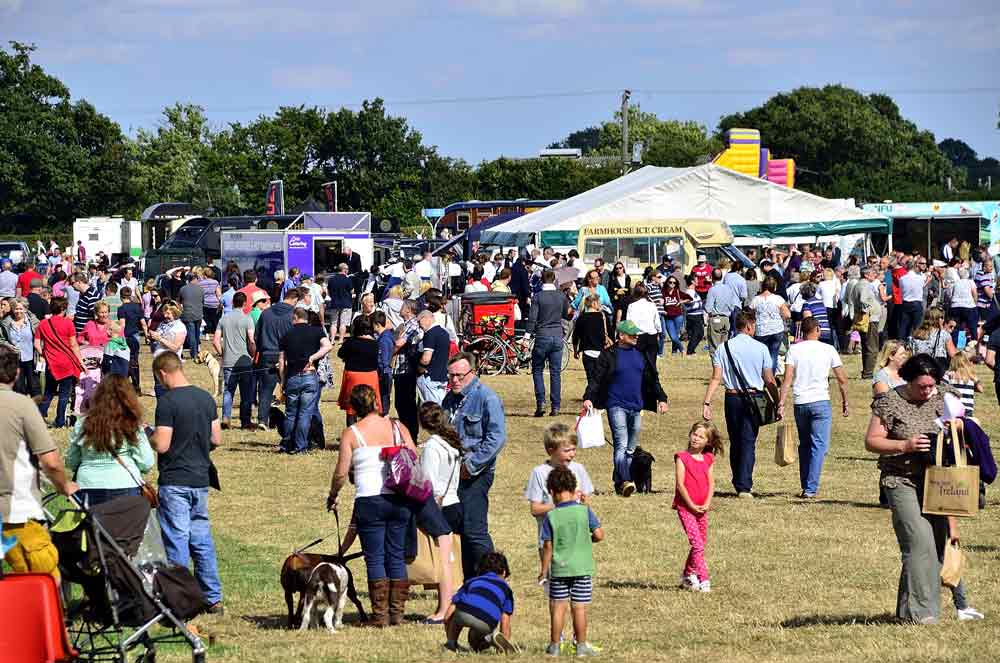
[548, 575, 592, 604]
[415, 497, 452, 538]
[331, 308, 353, 330]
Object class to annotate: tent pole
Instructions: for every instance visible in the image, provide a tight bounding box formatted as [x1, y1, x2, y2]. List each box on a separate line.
[927, 217, 931, 262]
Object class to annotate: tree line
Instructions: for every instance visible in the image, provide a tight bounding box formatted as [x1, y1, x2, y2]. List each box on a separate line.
[1, 41, 995, 236]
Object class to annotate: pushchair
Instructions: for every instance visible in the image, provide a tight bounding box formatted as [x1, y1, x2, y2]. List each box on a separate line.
[72, 346, 105, 423]
[44, 493, 208, 662]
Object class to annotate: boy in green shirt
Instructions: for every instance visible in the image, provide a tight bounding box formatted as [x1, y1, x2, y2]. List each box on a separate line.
[538, 466, 604, 657]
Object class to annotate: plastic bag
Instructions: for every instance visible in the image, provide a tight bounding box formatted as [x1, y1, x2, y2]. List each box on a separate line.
[576, 408, 606, 449]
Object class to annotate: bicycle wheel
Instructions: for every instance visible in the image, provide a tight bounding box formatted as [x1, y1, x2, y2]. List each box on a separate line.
[465, 336, 508, 376]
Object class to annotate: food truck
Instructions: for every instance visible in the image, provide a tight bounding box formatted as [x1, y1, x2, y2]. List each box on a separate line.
[577, 218, 753, 275]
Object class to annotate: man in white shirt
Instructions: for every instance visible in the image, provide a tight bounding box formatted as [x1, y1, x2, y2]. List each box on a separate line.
[776, 318, 849, 498]
[414, 252, 434, 282]
[897, 257, 928, 340]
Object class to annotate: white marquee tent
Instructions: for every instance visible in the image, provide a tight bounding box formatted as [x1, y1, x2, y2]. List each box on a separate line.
[481, 164, 890, 247]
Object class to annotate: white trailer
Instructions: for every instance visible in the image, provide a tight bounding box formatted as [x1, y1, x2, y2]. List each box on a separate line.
[73, 216, 143, 263]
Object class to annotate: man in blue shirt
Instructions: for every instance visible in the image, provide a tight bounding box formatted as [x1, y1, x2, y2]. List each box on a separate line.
[443, 352, 507, 578]
[582, 320, 668, 498]
[701, 310, 778, 498]
[704, 269, 741, 351]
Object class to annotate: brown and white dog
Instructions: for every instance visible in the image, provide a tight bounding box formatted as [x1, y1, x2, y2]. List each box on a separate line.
[281, 551, 366, 630]
[196, 350, 222, 398]
[298, 562, 350, 633]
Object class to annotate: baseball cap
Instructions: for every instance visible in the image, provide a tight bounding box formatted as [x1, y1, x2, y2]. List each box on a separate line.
[251, 290, 269, 304]
[616, 320, 641, 336]
[697, 255, 707, 263]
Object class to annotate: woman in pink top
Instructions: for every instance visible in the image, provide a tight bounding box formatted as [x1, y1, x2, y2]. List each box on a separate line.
[78, 302, 121, 347]
[673, 421, 723, 593]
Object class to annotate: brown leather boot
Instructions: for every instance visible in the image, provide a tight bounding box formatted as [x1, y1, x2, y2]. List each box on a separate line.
[387, 579, 411, 626]
[361, 579, 389, 627]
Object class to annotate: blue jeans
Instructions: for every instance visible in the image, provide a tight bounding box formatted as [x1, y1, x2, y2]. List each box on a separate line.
[157, 485, 222, 605]
[724, 393, 761, 493]
[457, 465, 495, 579]
[531, 335, 563, 410]
[283, 372, 319, 453]
[354, 494, 412, 580]
[657, 314, 668, 355]
[38, 371, 74, 428]
[607, 406, 642, 486]
[794, 400, 832, 495]
[183, 320, 202, 359]
[222, 365, 254, 427]
[896, 302, 923, 341]
[755, 333, 784, 374]
[664, 315, 683, 354]
[416, 375, 447, 405]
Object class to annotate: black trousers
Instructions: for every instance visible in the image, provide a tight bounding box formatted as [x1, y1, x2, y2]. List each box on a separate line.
[15, 359, 40, 397]
[393, 372, 419, 439]
[685, 316, 705, 355]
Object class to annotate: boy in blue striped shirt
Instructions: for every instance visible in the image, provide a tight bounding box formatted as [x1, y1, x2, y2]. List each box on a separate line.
[444, 551, 519, 653]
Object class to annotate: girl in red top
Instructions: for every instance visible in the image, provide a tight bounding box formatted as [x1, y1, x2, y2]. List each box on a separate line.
[673, 421, 723, 593]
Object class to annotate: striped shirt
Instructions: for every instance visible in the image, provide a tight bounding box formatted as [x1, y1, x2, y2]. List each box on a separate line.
[975, 270, 995, 308]
[74, 284, 104, 334]
[451, 572, 514, 630]
[643, 280, 665, 314]
[802, 297, 831, 338]
[943, 374, 977, 416]
[684, 290, 704, 316]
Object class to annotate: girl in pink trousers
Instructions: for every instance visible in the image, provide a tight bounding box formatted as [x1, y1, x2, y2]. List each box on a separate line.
[673, 422, 723, 593]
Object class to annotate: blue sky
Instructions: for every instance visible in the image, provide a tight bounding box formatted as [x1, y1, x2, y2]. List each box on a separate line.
[3, 0, 997, 166]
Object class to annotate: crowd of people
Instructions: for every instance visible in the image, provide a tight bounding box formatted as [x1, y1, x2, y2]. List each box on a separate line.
[2, 235, 996, 656]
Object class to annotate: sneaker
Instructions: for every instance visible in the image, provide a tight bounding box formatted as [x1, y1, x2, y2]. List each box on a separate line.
[206, 601, 224, 615]
[575, 642, 599, 657]
[534, 408, 545, 418]
[621, 481, 636, 498]
[680, 573, 699, 591]
[737, 491, 754, 499]
[698, 580, 711, 593]
[958, 607, 985, 621]
[545, 642, 561, 656]
[491, 632, 520, 654]
[798, 492, 816, 499]
[220, 419, 230, 430]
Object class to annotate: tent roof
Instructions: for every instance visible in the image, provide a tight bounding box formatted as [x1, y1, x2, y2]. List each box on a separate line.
[482, 164, 890, 245]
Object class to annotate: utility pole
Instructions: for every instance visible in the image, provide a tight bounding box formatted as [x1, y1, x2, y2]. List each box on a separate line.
[621, 89, 631, 175]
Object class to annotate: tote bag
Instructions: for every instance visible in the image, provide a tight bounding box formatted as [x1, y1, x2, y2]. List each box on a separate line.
[406, 529, 464, 590]
[575, 407, 606, 449]
[940, 538, 966, 588]
[775, 423, 797, 467]
[923, 420, 979, 517]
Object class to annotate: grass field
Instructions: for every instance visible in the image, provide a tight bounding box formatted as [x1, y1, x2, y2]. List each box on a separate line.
[49, 349, 1000, 662]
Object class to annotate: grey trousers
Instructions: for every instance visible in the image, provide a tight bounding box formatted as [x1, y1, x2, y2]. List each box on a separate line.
[882, 474, 949, 622]
[707, 315, 731, 355]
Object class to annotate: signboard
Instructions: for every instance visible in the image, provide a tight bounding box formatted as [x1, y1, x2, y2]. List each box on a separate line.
[422, 208, 446, 219]
[286, 233, 314, 276]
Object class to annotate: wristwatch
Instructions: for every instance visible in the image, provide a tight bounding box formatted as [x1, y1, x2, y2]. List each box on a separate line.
[703, 401, 711, 406]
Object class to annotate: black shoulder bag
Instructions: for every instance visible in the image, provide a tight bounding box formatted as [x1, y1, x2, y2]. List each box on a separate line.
[723, 341, 777, 427]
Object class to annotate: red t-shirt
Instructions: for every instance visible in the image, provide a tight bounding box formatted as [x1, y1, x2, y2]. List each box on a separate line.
[691, 263, 713, 294]
[237, 284, 264, 314]
[891, 267, 907, 305]
[37, 315, 82, 380]
[16, 269, 42, 297]
[673, 451, 714, 510]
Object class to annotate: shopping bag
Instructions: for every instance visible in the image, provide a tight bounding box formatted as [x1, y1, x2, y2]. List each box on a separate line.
[406, 529, 464, 590]
[575, 408, 606, 449]
[923, 420, 979, 517]
[940, 538, 965, 588]
[775, 423, 797, 467]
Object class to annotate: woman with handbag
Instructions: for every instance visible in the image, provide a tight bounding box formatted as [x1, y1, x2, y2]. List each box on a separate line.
[64, 374, 155, 507]
[907, 308, 956, 372]
[415, 402, 463, 623]
[327, 385, 417, 628]
[864, 353, 982, 623]
[1, 299, 41, 398]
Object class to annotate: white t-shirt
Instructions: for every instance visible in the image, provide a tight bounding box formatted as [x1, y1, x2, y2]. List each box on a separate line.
[524, 460, 594, 547]
[419, 435, 461, 507]
[750, 293, 786, 337]
[899, 271, 925, 303]
[482, 262, 497, 282]
[818, 279, 840, 308]
[414, 259, 433, 279]
[784, 340, 843, 405]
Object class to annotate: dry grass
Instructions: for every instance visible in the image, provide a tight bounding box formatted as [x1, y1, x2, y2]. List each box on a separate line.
[49, 350, 1000, 662]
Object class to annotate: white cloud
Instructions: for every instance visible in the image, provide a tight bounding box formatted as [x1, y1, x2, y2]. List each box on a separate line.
[272, 65, 352, 90]
[453, 0, 586, 18]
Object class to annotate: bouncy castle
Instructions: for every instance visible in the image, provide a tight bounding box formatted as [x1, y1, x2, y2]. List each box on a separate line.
[714, 128, 795, 188]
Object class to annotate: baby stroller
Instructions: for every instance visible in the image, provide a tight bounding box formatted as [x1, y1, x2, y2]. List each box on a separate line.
[72, 346, 105, 424]
[45, 493, 207, 662]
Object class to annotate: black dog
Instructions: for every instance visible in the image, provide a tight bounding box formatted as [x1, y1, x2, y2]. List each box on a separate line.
[630, 446, 655, 493]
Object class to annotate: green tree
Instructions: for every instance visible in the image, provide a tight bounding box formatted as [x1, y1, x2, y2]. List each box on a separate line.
[0, 42, 133, 223]
[717, 85, 957, 201]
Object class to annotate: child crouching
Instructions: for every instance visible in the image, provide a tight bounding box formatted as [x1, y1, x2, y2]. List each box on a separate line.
[539, 466, 604, 657]
[444, 551, 519, 654]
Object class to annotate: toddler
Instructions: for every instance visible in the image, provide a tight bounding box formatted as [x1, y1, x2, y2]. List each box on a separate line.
[444, 551, 519, 654]
[943, 352, 981, 416]
[674, 422, 723, 592]
[525, 423, 594, 558]
[539, 466, 604, 657]
[847, 329, 861, 354]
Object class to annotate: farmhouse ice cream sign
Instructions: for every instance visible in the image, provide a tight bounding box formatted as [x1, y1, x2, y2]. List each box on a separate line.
[286, 234, 314, 275]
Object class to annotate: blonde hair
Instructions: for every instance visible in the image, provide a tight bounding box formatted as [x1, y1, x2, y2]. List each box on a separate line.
[388, 285, 404, 299]
[689, 421, 724, 456]
[191, 266, 204, 279]
[947, 352, 976, 382]
[162, 303, 181, 318]
[877, 340, 908, 369]
[543, 422, 576, 452]
[93, 301, 110, 316]
[912, 308, 943, 341]
[584, 293, 601, 311]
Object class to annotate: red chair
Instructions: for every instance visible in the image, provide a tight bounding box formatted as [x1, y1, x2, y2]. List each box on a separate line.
[0, 573, 76, 662]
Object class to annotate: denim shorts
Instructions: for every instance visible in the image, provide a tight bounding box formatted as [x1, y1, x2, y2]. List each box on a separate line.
[548, 575, 593, 604]
[415, 497, 452, 538]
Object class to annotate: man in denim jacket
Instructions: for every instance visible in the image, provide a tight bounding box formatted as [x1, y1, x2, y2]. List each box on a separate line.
[443, 351, 507, 578]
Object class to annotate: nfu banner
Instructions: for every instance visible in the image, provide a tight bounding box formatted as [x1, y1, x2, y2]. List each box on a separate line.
[265, 180, 285, 215]
[286, 233, 313, 275]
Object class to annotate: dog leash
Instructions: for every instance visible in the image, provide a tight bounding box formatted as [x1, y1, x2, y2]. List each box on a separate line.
[294, 507, 344, 555]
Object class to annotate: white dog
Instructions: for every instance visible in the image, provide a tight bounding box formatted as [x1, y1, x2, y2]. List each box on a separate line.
[298, 562, 350, 633]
